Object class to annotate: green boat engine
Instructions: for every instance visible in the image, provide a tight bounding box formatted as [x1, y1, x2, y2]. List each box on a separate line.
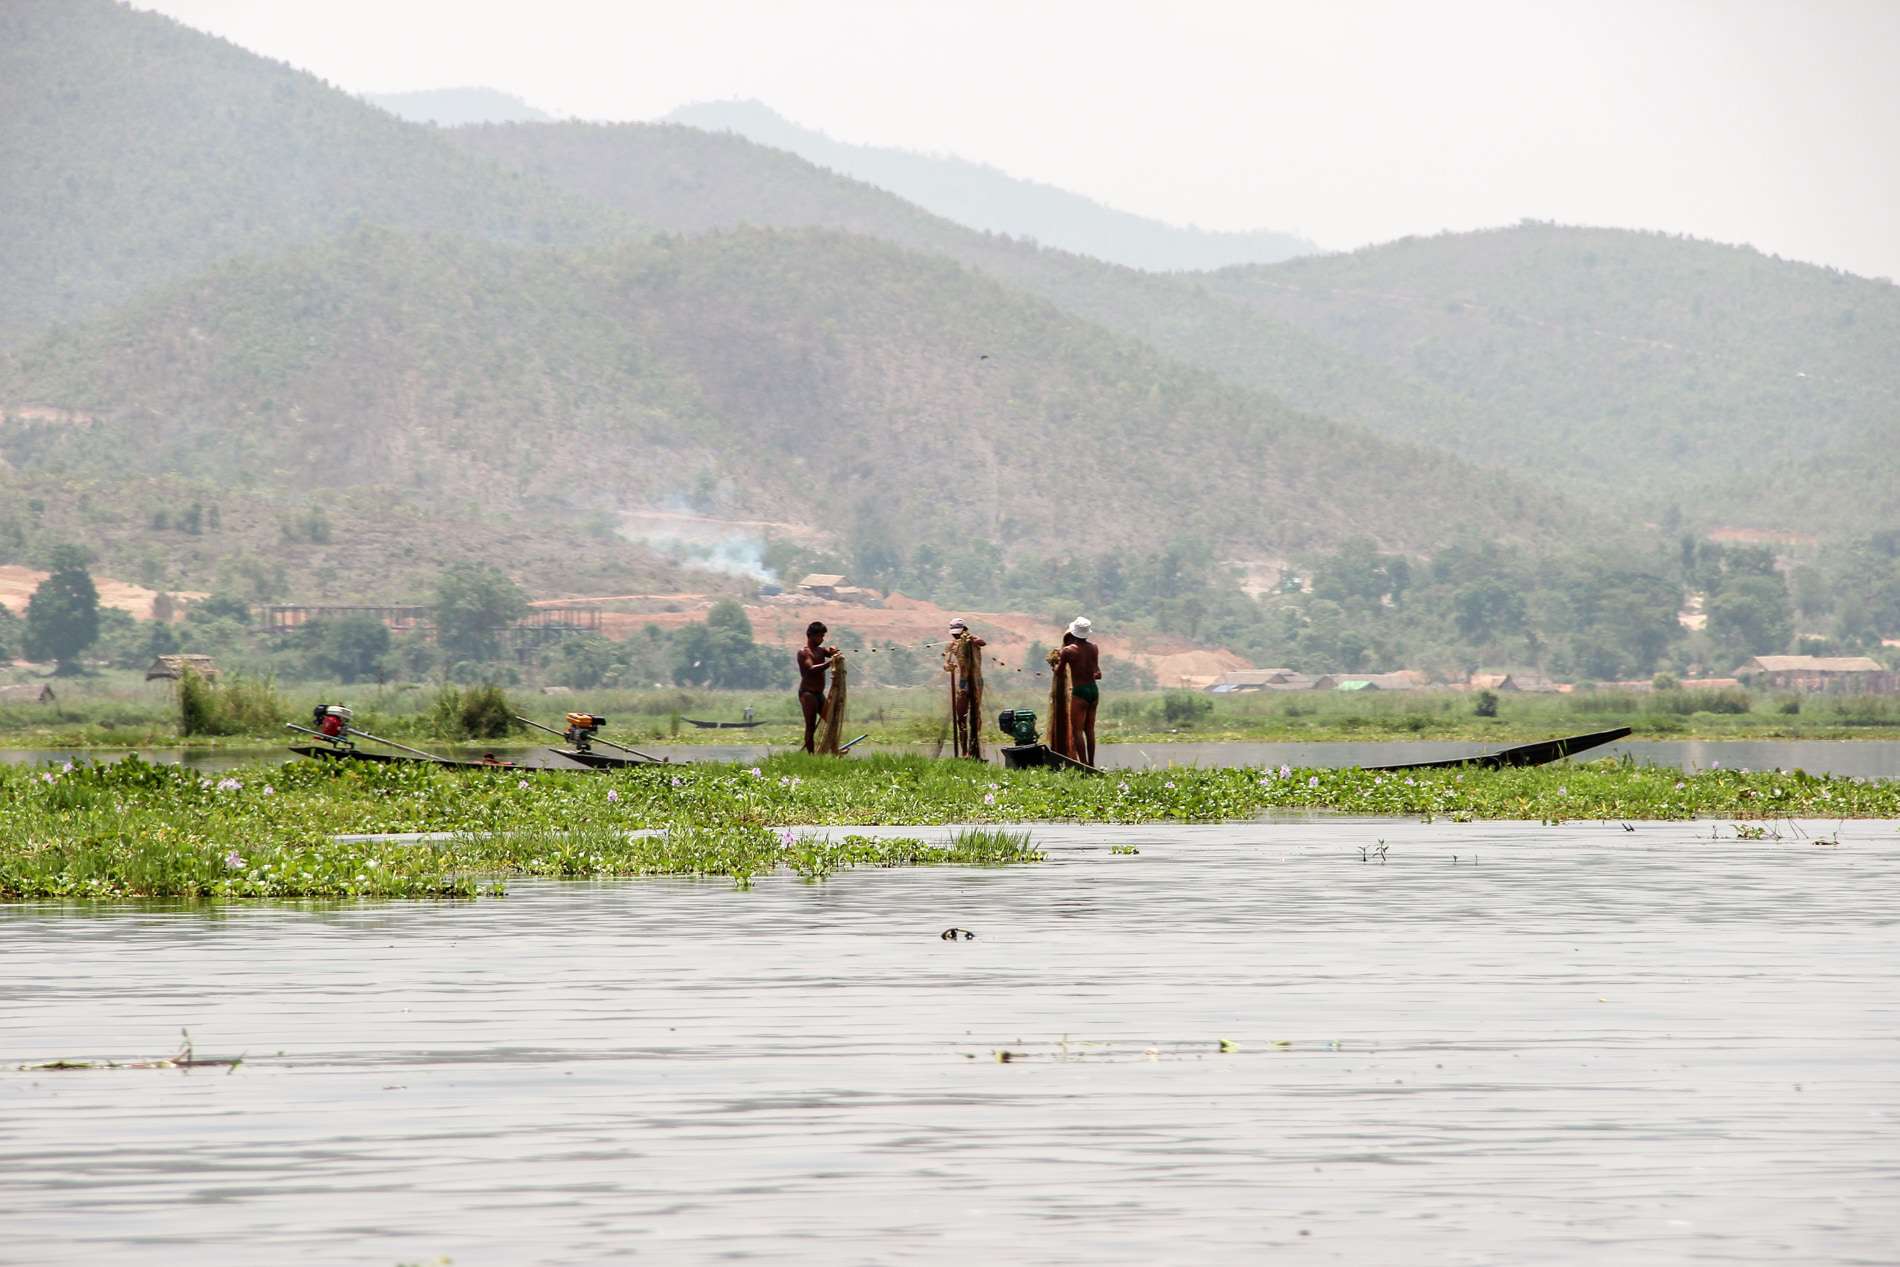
[996, 708, 1039, 747]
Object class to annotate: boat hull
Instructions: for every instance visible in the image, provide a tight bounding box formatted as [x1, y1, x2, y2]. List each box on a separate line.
[1365, 726, 1631, 773]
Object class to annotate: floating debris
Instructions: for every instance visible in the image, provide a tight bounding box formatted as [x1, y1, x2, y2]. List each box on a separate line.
[16, 1030, 241, 1073]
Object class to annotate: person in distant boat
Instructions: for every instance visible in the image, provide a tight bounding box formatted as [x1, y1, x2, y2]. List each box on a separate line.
[1057, 617, 1101, 766]
[797, 621, 838, 754]
[942, 619, 987, 759]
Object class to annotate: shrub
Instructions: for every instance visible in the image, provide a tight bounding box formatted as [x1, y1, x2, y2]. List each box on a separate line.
[177, 669, 284, 736]
[426, 684, 516, 739]
[178, 668, 216, 736]
[1473, 690, 1499, 718]
[459, 684, 514, 738]
[1160, 690, 1213, 725]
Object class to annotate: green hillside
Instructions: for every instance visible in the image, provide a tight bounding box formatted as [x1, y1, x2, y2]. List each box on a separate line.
[1207, 225, 1900, 530]
[449, 121, 1491, 454]
[0, 228, 1582, 587]
[453, 124, 1898, 537]
[0, 0, 618, 344]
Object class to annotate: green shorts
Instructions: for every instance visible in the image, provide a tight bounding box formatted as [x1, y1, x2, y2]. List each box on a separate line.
[1073, 682, 1100, 705]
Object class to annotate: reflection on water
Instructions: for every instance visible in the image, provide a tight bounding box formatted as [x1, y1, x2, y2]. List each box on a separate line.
[8, 737, 1900, 778]
[3, 819, 1896, 1265]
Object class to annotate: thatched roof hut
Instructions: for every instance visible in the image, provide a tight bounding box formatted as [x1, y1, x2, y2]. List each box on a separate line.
[145, 654, 220, 682]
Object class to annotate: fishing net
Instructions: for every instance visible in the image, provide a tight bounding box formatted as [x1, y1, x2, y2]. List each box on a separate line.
[820, 652, 848, 755]
[1046, 648, 1072, 760]
[944, 633, 984, 760]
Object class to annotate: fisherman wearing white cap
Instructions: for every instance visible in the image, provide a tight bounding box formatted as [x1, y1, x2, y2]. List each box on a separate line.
[1057, 617, 1102, 766]
[943, 619, 987, 759]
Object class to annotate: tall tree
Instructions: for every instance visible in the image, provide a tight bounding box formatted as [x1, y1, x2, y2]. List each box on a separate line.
[434, 564, 527, 664]
[1707, 575, 1794, 665]
[24, 545, 101, 674]
[0, 603, 22, 662]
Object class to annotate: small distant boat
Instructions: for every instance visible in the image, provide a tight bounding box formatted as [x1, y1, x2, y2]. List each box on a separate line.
[681, 717, 767, 730]
[1365, 726, 1631, 773]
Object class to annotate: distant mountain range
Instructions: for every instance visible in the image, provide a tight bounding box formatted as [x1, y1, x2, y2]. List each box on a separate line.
[664, 99, 1317, 273]
[1, 0, 1893, 616]
[366, 87, 554, 126]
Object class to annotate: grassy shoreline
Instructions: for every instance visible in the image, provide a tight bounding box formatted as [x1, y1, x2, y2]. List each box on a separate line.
[4, 752, 1895, 901]
[8, 676, 1900, 751]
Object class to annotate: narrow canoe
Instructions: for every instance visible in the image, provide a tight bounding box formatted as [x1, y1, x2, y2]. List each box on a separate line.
[1365, 726, 1632, 773]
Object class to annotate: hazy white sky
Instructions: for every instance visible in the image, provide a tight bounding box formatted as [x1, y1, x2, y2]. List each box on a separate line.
[137, 0, 1900, 278]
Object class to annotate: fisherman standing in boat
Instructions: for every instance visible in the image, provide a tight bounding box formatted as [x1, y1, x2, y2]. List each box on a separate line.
[796, 621, 838, 754]
[943, 619, 987, 759]
[1057, 617, 1102, 766]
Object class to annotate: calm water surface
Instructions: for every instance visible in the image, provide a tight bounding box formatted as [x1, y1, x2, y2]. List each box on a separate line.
[8, 738, 1900, 777]
[4, 818, 1897, 1265]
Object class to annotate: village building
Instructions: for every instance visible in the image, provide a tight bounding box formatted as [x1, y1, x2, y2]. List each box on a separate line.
[1469, 670, 1560, 693]
[1737, 655, 1895, 693]
[1334, 670, 1427, 692]
[1204, 668, 1298, 693]
[0, 682, 56, 704]
[145, 654, 220, 683]
[795, 574, 848, 599]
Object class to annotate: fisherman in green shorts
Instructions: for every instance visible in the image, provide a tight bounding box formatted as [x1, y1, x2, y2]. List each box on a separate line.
[1057, 616, 1101, 766]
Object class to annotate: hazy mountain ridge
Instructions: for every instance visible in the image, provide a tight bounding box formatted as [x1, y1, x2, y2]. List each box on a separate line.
[460, 116, 1898, 536]
[367, 87, 555, 125]
[1209, 225, 1900, 529]
[0, 0, 624, 345]
[665, 99, 1316, 272]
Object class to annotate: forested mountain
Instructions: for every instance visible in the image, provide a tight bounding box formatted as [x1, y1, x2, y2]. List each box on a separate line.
[0, 0, 618, 344]
[1210, 225, 1900, 531]
[665, 99, 1316, 272]
[449, 121, 1489, 457]
[0, 227, 1578, 591]
[367, 87, 554, 126]
[456, 122, 1900, 537]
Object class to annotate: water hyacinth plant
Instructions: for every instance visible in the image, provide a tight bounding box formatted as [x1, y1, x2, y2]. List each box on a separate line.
[1, 752, 1893, 901]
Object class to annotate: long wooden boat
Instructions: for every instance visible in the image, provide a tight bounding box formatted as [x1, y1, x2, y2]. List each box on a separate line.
[553, 747, 666, 769]
[289, 743, 581, 772]
[1365, 726, 1631, 773]
[681, 717, 767, 730]
[999, 743, 1103, 775]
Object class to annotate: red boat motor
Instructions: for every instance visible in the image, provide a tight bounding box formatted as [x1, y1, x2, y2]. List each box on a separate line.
[313, 704, 353, 740]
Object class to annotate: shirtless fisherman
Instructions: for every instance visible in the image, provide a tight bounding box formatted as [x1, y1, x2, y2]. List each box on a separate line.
[796, 621, 838, 754]
[1057, 617, 1102, 766]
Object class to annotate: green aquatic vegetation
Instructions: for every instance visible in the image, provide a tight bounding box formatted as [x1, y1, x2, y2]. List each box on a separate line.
[1, 752, 1895, 902]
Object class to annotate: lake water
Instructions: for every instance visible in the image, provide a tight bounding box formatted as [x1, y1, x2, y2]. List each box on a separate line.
[4, 818, 1896, 1265]
[8, 738, 1900, 777]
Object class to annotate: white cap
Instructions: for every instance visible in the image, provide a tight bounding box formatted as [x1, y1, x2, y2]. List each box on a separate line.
[949, 619, 968, 632]
[1068, 617, 1092, 638]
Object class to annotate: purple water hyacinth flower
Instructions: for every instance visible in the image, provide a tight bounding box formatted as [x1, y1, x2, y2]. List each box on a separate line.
[262, 785, 275, 797]
[224, 851, 243, 870]
[216, 777, 242, 792]
[606, 788, 620, 803]
[982, 793, 996, 805]
[1306, 776, 1319, 788]
[748, 767, 764, 778]
[1280, 765, 1293, 779]
[778, 829, 797, 849]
